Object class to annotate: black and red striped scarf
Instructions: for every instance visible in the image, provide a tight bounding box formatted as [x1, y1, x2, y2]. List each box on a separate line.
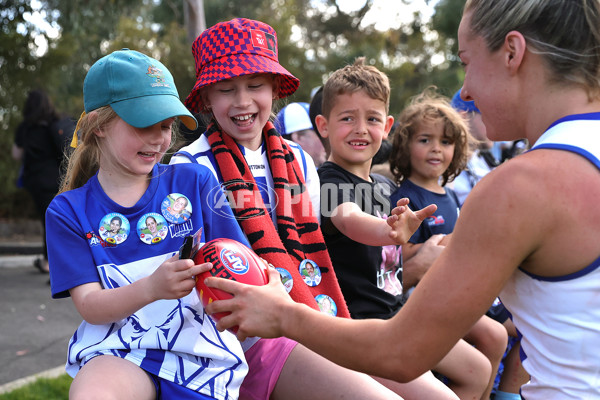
[205, 121, 350, 318]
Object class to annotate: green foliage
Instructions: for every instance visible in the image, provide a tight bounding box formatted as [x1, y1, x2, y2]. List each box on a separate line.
[0, 374, 72, 400]
[0, 0, 466, 217]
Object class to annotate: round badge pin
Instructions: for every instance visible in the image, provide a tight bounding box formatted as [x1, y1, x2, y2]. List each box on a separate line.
[161, 193, 192, 224]
[138, 212, 168, 245]
[315, 294, 337, 316]
[299, 259, 322, 287]
[98, 212, 130, 245]
[276, 268, 294, 293]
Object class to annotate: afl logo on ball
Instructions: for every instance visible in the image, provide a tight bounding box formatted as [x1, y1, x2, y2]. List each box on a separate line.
[220, 248, 249, 275]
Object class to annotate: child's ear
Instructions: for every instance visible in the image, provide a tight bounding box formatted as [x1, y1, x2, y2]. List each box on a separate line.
[315, 114, 329, 138]
[272, 76, 280, 100]
[383, 115, 395, 139]
[87, 111, 105, 138]
[201, 92, 212, 111]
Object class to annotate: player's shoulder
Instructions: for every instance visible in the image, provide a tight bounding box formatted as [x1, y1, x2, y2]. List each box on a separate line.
[465, 152, 549, 216]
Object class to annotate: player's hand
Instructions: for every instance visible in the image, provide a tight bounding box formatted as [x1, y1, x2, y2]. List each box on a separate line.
[204, 266, 292, 341]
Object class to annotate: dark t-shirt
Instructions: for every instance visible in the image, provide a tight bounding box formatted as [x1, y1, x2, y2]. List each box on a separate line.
[390, 179, 460, 243]
[318, 161, 403, 319]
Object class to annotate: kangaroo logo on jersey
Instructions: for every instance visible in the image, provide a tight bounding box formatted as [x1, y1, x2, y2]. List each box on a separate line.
[220, 248, 249, 275]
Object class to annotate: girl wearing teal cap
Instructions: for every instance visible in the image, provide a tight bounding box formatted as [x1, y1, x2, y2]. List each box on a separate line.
[47, 49, 250, 399]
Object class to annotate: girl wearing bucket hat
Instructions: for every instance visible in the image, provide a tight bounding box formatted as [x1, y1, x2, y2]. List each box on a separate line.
[171, 18, 438, 400]
[47, 49, 251, 399]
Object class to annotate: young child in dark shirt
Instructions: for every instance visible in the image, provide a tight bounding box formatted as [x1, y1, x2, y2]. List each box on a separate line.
[316, 58, 492, 400]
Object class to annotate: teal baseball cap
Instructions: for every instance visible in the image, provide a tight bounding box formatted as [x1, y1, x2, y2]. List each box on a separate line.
[83, 48, 197, 130]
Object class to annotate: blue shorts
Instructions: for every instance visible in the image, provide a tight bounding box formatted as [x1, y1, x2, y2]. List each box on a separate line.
[148, 372, 215, 400]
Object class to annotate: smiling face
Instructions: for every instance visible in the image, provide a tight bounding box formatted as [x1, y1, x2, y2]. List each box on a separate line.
[97, 116, 173, 180]
[317, 90, 394, 179]
[146, 216, 157, 234]
[110, 217, 122, 234]
[173, 196, 188, 213]
[407, 118, 455, 190]
[203, 73, 278, 150]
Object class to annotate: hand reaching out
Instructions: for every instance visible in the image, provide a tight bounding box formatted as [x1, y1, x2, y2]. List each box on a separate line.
[386, 198, 437, 244]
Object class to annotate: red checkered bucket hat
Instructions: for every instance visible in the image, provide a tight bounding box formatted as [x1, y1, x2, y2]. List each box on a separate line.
[185, 18, 300, 113]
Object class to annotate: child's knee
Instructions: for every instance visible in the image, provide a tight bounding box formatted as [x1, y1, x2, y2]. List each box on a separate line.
[472, 317, 509, 360]
[487, 319, 510, 358]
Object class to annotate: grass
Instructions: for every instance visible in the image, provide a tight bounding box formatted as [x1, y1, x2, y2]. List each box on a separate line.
[0, 374, 71, 400]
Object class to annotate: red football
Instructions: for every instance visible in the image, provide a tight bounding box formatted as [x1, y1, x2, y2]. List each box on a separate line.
[194, 238, 269, 322]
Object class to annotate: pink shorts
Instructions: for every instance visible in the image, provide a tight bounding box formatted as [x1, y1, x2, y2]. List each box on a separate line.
[239, 337, 298, 400]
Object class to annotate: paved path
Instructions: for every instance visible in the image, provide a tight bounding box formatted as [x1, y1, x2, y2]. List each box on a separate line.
[0, 254, 81, 392]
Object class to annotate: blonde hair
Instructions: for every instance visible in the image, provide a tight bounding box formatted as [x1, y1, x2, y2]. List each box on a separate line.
[321, 57, 391, 118]
[390, 87, 473, 186]
[464, 0, 600, 100]
[59, 107, 116, 193]
[60, 106, 180, 193]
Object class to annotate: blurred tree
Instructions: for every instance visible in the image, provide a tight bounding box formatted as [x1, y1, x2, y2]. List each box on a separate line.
[0, 0, 466, 219]
[429, 0, 467, 96]
[184, 0, 206, 43]
[0, 0, 45, 217]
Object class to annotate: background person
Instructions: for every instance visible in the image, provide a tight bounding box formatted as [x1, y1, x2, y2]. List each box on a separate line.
[276, 102, 327, 167]
[12, 89, 75, 274]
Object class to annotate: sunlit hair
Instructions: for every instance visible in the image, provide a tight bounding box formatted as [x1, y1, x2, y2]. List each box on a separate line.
[389, 87, 473, 186]
[464, 0, 600, 100]
[321, 57, 391, 118]
[60, 106, 179, 193]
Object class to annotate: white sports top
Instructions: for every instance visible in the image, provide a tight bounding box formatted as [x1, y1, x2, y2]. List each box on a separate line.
[500, 114, 600, 400]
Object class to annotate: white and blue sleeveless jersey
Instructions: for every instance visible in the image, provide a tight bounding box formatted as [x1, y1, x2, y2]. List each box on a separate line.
[47, 163, 248, 400]
[500, 113, 600, 400]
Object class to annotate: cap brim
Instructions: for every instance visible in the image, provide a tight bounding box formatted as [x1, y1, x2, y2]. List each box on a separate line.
[111, 94, 198, 130]
[185, 53, 299, 114]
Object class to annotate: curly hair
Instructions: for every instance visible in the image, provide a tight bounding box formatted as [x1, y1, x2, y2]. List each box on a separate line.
[389, 87, 473, 186]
